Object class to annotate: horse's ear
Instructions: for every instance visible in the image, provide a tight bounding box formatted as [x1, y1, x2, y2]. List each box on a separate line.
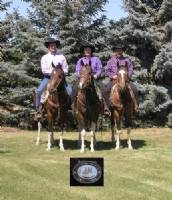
[80, 60, 84, 67]
[57, 62, 62, 69]
[52, 62, 55, 68]
[125, 61, 128, 68]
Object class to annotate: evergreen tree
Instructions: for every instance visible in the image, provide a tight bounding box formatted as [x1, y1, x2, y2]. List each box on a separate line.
[1, 0, 172, 128]
[23, 0, 108, 70]
[0, 0, 11, 61]
[152, 42, 172, 84]
[106, 0, 172, 127]
[0, 0, 10, 12]
[0, 0, 108, 128]
[0, 8, 39, 128]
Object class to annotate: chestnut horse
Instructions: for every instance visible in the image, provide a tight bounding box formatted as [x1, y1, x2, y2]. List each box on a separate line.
[110, 66, 135, 150]
[36, 63, 70, 151]
[73, 60, 101, 153]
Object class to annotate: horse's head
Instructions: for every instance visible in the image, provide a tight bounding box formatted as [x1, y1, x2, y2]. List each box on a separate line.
[79, 60, 93, 90]
[116, 65, 129, 91]
[48, 62, 65, 93]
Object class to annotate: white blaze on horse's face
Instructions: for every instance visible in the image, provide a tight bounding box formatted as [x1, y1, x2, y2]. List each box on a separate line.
[119, 69, 125, 78]
[118, 69, 126, 89]
[79, 81, 84, 89]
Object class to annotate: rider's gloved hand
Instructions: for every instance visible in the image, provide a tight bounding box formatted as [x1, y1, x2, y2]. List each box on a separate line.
[93, 74, 98, 79]
[112, 75, 117, 80]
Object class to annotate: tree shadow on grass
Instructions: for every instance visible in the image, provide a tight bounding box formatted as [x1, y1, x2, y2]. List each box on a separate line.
[35, 139, 79, 150]
[60, 139, 115, 151]
[0, 150, 11, 154]
[95, 141, 116, 151]
[94, 139, 146, 151]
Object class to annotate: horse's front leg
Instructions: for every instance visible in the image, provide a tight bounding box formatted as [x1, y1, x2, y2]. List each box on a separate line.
[127, 127, 133, 150]
[47, 121, 53, 151]
[114, 109, 122, 150]
[125, 107, 133, 150]
[50, 121, 55, 145]
[115, 129, 122, 150]
[80, 128, 86, 153]
[77, 124, 82, 148]
[90, 122, 96, 152]
[50, 130, 55, 145]
[36, 121, 41, 145]
[110, 111, 115, 142]
[59, 126, 65, 151]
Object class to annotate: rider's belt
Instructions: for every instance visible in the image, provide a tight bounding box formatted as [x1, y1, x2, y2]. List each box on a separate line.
[44, 74, 50, 79]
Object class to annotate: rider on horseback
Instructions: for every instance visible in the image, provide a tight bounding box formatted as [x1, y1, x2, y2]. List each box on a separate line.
[73, 43, 110, 116]
[34, 38, 72, 120]
[106, 44, 139, 113]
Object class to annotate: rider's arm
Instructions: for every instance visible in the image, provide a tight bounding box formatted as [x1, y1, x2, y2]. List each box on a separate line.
[76, 58, 82, 78]
[41, 55, 49, 75]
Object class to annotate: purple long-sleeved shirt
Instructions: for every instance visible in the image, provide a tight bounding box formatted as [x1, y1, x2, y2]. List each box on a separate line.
[106, 56, 134, 79]
[76, 56, 102, 78]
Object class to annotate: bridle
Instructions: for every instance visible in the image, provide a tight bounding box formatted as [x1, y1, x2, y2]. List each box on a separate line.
[49, 68, 65, 95]
[79, 64, 94, 90]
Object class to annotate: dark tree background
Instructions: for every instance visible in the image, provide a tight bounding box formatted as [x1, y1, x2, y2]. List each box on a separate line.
[0, 0, 172, 129]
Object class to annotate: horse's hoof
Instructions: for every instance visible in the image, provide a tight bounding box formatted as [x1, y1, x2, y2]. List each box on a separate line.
[46, 148, 51, 151]
[36, 137, 40, 145]
[60, 147, 65, 151]
[115, 147, 120, 150]
[90, 144, 95, 152]
[128, 145, 133, 150]
[80, 149, 85, 153]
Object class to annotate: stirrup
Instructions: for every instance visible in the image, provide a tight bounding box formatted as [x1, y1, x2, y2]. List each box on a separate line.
[34, 111, 42, 121]
[34, 104, 42, 121]
[104, 109, 111, 117]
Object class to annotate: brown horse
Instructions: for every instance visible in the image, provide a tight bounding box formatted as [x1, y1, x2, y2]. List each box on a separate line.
[36, 63, 70, 151]
[73, 60, 101, 153]
[110, 66, 135, 150]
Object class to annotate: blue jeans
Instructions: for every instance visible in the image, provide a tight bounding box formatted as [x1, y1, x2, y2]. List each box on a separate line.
[35, 78, 49, 111]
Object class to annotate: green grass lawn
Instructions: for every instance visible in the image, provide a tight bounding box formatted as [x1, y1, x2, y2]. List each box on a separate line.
[0, 127, 172, 200]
